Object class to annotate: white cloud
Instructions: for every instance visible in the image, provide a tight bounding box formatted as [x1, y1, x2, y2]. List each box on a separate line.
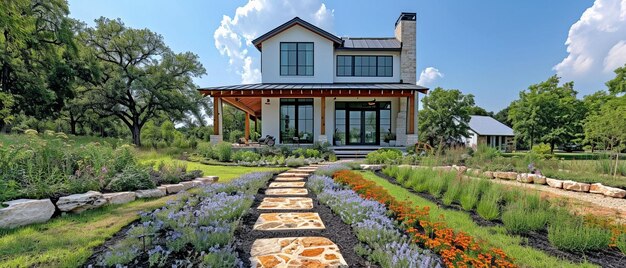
[214, 0, 334, 84]
[554, 0, 626, 89]
[417, 67, 444, 86]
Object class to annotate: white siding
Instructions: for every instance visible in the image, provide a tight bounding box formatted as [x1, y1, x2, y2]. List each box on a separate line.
[260, 25, 334, 83]
[333, 50, 401, 83]
[261, 98, 280, 143]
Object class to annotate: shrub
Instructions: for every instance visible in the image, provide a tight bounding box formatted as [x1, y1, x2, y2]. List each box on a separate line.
[197, 142, 215, 159]
[476, 185, 502, 220]
[285, 156, 305, 167]
[106, 166, 155, 192]
[366, 149, 403, 164]
[215, 142, 232, 162]
[442, 179, 462, 206]
[232, 150, 261, 162]
[315, 163, 350, 177]
[459, 179, 481, 211]
[548, 217, 611, 252]
[617, 233, 626, 254]
[502, 197, 549, 234]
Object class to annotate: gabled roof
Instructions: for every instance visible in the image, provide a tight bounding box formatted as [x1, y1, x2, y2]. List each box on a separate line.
[340, 37, 401, 50]
[468, 115, 514, 136]
[251, 17, 343, 51]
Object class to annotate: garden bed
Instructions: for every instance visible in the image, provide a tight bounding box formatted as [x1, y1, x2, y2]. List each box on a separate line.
[375, 170, 625, 268]
[233, 176, 373, 267]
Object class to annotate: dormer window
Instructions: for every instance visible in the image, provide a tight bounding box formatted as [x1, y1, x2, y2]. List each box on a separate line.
[280, 42, 314, 76]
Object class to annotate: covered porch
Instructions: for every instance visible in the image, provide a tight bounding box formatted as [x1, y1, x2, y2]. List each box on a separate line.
[199, 83, 427, 147]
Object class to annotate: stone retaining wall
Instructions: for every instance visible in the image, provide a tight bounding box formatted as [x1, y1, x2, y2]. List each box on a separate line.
[363, 164, 626, 199]
[0, 176, 219, 229]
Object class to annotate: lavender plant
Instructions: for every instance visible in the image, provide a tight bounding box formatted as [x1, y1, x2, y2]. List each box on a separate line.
[308, 175, 442, 268]
[314, 163, 351, 177]
[100, 172, 273, 266]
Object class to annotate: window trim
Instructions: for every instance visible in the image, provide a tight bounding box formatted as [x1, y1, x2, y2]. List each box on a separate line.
[279, 98, 314, 143]
[280, 42, 314, 76]
[336, 55, 393, 77]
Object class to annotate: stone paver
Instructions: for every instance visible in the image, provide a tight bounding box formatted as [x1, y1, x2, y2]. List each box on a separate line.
[258, 197, 313, 210]
[277, 172, 310, 178]
[250, 237, 347, 267]
[254, 213, 324, 231]
[268, 182, 306, 188]
[288, 169, 315, 173]
[265, 188, 308, 196]
[274, 176, 306, 182]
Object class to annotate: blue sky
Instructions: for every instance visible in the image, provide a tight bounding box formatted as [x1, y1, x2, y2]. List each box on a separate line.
[68, 0, 626, 112]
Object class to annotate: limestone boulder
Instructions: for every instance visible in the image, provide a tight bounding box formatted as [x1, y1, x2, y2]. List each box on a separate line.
[56, 191, 107, 213]
[163, 184, 185, 194]
[180, 181, 196, 190]
[452, 165, 468, 173]
[482, 171, 495, 179]
[466, 168, 482, 177]
[0, 199, 55, 228]
[532, 175, 547, 185]
[562, 181, 590, 192]
[196, 176, 218, 184]
[590, 183, 626, 198]
[103, 192, 136, 205]
[432, 166, 453, 172]
[516, 173, 534, 183]
[157, 186, 168, 195]
[494, 171, 518, 180]
[360, 164, 385, 171]
[135, 189, 166, 199]
[546, 178, 564, 189]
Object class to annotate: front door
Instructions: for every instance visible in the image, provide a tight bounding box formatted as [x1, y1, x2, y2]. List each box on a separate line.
[347, 110, 378, 145]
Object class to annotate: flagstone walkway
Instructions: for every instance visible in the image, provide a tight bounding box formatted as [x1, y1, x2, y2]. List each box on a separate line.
[249, 165, 349, 267]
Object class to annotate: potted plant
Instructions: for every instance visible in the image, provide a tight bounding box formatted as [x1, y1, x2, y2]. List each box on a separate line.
[384, 132, 397, 147]
[333, 130, 344, 146]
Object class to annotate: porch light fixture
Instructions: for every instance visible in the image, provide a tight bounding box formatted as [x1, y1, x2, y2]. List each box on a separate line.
[368, 99, 376, 106]
[265, 98, 271, 105]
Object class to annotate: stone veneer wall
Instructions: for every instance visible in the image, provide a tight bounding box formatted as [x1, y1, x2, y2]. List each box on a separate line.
[394, 17, 416, 85]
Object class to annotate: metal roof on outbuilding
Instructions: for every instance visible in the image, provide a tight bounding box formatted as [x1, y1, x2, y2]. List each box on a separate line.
[468, 115, 514, 136]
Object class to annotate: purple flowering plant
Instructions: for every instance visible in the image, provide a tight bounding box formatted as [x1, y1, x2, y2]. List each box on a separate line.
[308, 175, 442, 268]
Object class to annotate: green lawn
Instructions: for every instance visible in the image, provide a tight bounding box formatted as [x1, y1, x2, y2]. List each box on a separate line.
[359, 171, 596, 268]
[0, 149, 284, 267]
[0, 195, 178, 268]
[136, 151, 285, 182]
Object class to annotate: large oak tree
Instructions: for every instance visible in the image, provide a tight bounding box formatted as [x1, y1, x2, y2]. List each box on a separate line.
[81, 18, 205, 145]
[418, 87, 475, 148]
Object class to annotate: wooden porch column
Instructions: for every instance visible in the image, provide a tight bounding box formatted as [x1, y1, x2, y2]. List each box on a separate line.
[213, 97, 220, 135]
[320, 97, 326, 135]
[408, 94, 415, 134]
[245, 112, 250, 141]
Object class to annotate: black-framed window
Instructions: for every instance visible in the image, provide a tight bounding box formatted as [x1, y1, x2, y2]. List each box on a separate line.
[280, 98, 313, 143]
[280, 42, 313, 76]
[336, 55, 393, 77]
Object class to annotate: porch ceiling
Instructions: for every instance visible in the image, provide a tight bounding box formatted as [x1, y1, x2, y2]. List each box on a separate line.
[222, 97, 262, 118]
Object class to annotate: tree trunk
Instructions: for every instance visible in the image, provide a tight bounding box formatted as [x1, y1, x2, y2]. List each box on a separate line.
[132, 122, 141, 146]
[615, 152, 620, 178]
[69, 113, 77, 135]
[550, 142, 555, 154]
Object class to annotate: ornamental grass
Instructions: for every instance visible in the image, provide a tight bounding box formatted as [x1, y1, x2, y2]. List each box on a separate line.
[332, 170, 516, 268]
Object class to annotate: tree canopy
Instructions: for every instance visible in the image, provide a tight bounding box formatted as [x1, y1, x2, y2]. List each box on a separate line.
[508, 75, 585, 152]
[418, 87, 475, 148]
[80, 18, 206, 145]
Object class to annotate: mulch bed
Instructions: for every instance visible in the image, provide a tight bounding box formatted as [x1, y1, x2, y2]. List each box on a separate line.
[233, 177, 377, 267]
[374, 171, 626, 268]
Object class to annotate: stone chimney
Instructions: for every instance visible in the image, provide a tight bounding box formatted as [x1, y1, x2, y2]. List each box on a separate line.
[394, 12, 416, 84]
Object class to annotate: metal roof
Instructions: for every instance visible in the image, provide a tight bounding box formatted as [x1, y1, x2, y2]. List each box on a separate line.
[252, 17, 343, 51]
[340, 38, 401, 50]
[199, 83, 427, 92]
[468, 116, 514, 136]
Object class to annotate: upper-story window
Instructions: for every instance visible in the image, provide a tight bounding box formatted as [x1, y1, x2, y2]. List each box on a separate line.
[336, 55, 393, 77]
[280, 42, 314, 76]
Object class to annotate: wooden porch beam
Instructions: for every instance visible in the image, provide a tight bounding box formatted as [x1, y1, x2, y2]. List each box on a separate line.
[221, 97, 260, 117]
[213, 97, 220, 135]
[245, 112, 250, 142]
[408, 94, 415, 134]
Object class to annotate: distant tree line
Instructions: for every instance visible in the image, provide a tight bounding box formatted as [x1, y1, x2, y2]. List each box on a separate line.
[418, 64, 626, 159]
[0, 0, 214, 146]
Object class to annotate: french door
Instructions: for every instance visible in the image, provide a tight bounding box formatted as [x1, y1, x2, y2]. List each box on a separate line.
[347, 110, 378, 145]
